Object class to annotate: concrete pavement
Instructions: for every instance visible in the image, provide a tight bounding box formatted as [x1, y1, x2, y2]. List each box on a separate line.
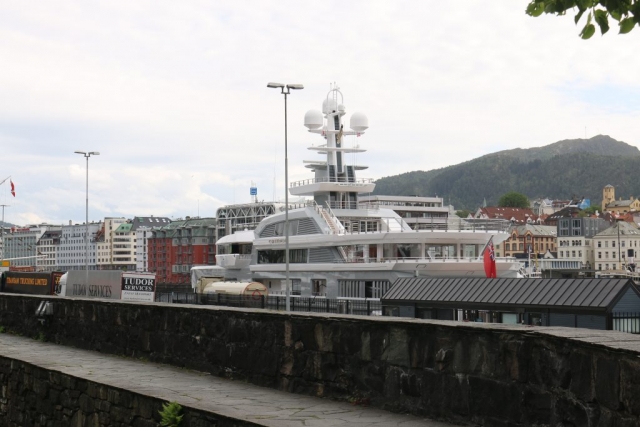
[0, 334, 463, 426]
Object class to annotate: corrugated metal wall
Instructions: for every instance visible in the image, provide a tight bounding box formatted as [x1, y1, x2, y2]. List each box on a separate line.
[549, 313, 575, 328]
[576, 315, 607, 330]
[612, 287, 640, 313]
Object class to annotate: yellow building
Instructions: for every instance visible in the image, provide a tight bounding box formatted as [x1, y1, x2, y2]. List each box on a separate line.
[602, 185, 640, 214]
[496, 224, 557, 258]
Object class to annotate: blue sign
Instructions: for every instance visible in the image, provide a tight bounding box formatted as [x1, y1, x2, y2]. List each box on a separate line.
[250, 187, 257, 196]
[578, 199, 591, 209]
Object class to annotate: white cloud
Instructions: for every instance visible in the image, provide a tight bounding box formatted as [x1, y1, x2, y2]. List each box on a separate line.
[0, 1, 638, 225]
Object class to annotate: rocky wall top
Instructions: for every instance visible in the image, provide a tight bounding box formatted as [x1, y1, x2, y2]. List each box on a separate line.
[0, 294, 638, 426]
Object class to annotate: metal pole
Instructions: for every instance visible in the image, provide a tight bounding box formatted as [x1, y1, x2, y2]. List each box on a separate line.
[618, 220, 621, 271]
[267, 82, 302, 312]
[85, 154, 89, 287]
[284, 90, 290, 312]
[1, 205, 5, 261]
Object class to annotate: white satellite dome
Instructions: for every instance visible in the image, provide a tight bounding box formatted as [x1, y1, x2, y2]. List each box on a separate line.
[350, 112, 369, 132]
[304, 110, 323, 129]
[322, 98, 338, 114]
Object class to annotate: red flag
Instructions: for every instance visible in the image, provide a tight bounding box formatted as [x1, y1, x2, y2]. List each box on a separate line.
[483, 237, 497, 278]
[10, 180, 15, 197]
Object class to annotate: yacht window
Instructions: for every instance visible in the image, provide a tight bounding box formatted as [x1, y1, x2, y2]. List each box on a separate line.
[257, 249, 307, 264]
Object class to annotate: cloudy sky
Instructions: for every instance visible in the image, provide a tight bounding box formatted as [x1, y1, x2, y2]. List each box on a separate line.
[1, 1, 638, 226]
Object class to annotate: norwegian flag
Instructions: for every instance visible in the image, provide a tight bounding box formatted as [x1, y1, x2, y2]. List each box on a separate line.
[483, 237, 497, 278]
[10, 179, 15, 197]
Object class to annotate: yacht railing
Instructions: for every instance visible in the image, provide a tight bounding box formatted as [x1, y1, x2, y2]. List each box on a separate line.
[336, 256, 517, 264]
[290, 177, 374, 187]
[412, 218, 511, 233]
[322, 202, 346, 234]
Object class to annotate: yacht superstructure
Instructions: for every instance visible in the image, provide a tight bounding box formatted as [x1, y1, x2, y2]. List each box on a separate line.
[215, 85, 520, 298]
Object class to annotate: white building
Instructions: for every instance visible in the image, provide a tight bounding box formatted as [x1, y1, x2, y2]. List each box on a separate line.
[593, 221, 640, 272]
[3, 224, 56, 269]
[96, 217, 128, 270]
[36, 229, 61, 272]
[58, 222, 101, 271]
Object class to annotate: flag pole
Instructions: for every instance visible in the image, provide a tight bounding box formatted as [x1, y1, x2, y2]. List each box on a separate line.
[478, 235, 493, 260]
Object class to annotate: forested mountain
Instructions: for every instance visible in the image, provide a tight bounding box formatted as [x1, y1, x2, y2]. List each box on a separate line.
[373, 135, 640, 210]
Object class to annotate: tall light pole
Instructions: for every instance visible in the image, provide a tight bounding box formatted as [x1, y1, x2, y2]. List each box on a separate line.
[267, 82, 303, 312]
[617, 218, 622, 271]
[75, 151, 100, 286]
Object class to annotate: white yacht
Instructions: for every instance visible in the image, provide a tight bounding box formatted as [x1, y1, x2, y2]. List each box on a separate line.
[215, 85, 520, 298]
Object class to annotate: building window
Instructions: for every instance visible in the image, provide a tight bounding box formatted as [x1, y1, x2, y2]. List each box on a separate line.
[598, 241, 601, 248]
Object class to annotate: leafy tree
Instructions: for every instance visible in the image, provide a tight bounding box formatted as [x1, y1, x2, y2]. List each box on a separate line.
[456, 209, 472, 218]
[526, 0, 640, 39]
[583, 205, 600, 215]
[498, 192, 530, 208]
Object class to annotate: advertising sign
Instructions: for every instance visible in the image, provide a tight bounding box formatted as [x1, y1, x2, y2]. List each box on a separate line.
[65, 270, 122, 300]
[121, 273, 156, 302]
[2, 272, 51, 295]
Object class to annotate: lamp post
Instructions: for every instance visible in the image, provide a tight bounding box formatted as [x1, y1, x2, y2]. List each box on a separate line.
[75, 151, 100, 286]
[267, 82, 303, 312]
[617, 218, 622, 271]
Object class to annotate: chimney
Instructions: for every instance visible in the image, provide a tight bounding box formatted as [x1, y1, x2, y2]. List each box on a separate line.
[69, 220, 72, 225]
[631, 196, 635, 201]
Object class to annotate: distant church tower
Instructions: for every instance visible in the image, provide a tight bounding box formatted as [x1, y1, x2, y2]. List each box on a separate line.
[602, 184, 615, 211]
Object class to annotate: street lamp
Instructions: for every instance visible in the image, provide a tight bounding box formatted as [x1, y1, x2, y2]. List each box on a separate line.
[75, 151, 100, 286]
[617, 218, 622, 271]
[267, 82, 303, 312]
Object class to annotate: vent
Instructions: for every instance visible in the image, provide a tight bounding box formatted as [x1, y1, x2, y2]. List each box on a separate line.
[297, 218, 320, 235]
[308, 247, 339, 263]
[259, 224, 277, 238]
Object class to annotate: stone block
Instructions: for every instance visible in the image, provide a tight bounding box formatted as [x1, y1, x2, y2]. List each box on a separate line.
[595, 356, 620, 411]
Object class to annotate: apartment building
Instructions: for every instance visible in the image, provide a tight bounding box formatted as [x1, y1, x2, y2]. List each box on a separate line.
[3, 224, 56, 270]
[36, 229, 61, 272]
[593, 221, 640, 272]
[498, 224, 556, 259]
[134, 216, 171, 272]
[148, 217, 216, 284]
[58, 222, 101, 272]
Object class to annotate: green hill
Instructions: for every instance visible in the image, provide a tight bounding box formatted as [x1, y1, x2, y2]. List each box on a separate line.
[373, 135, 640, 210]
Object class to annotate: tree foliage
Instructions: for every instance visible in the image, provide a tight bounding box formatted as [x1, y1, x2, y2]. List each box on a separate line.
[526, 0, 640, 39]
[498, 192, 530, 208]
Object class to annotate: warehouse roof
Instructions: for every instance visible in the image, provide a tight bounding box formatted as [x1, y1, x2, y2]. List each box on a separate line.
[382, 277, 638, 311]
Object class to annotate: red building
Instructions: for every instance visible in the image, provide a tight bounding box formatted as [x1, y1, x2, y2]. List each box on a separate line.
[148, 217, 216, 285]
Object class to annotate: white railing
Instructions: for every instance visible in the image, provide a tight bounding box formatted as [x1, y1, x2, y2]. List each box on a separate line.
[290, 177, 374, 187]
[322, 202, 346, 234]
[336, 256, 517, 264]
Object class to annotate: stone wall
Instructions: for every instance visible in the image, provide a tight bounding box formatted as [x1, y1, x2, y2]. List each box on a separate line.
[0, 294, 639, 426]
[0, 356, 261, 427]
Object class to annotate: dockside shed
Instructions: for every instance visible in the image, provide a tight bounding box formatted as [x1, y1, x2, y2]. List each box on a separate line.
[381, 278, 640, 331]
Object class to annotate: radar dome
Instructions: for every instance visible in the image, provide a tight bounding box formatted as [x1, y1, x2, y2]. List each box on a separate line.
[322, 98, 338, 114]
[304, 110, 323, 129]
[350, 112, 368, 132]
